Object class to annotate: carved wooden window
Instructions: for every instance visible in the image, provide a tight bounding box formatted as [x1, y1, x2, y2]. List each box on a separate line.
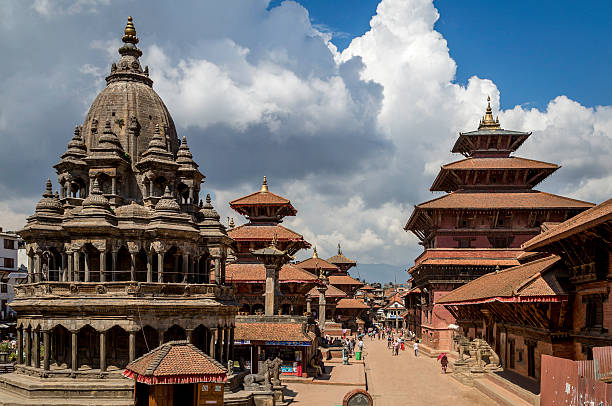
[585, 301, 604, 330]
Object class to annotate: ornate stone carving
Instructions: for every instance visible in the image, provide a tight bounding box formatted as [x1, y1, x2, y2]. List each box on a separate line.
[453, 336, 502, 378]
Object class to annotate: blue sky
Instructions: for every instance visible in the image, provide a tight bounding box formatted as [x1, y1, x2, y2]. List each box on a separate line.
[282, 0, 612, 110]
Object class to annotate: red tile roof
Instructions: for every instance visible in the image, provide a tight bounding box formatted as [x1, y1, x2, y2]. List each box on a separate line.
[414, 191, 593, 210]
[522, 198, 612, 251]
[441, 157, 559, 170]
[335, 298, 370, 309]
[123, 341, 226, 385]
[297, 257, 338, 272]
[437, 255, 565, 305]
[227, 263, 318, 283]
[228, 224, 309, 244]
[329, 274, 363, 286]
[229, 190, 297, 215]
[307, 284, 347, 298]
[360, 284, 375, 291]
[411, 248, 522, 270]
[326, 253, 357, 266]
[234, 322, 311, 342]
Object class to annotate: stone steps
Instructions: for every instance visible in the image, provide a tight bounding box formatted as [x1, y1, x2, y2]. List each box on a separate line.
[473, 376, 534, 406]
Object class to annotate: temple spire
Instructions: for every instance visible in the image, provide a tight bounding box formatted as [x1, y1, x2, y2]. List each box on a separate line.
[478, 96, 501, 130]
[313, 246, 318, 258]
[261, 176, 268, 193]
[122, 16, 139, 44]
[338, 242, 342, 255]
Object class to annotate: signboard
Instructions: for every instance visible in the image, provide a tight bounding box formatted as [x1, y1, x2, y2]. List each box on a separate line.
[234, 340, 251, 345]
[264, 341, 310, 346]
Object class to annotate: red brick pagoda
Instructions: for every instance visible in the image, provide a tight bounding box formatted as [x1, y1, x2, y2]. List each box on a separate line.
[404, 97, 594, 353]
[226, 177, 315, 315]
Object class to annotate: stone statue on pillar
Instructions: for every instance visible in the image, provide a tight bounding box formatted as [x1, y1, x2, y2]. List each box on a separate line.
[251, 234, 293, 316]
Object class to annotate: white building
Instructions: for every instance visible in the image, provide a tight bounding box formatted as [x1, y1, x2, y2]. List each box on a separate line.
[0, 230, 26, 320]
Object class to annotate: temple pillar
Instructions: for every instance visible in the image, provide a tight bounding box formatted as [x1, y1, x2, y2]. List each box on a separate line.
[111, 251, 118, 282]
[186, 329, 194, 344]
[74, 252, 80, 282]
[111, 176, 117, 195]
[99, 330, 107, 372]
[173, 255, 180, 282]
[17, 327, 23, 364]
[34, 253, 42, 282]
[224, 327, 230, 363]
[306, 296, 312, 314]
[182, 254, 188, 283]
[43, 330, 50, 371]
[61, 252, 67, 282]
[24, 327, 31, 367]
[214, 258, 221, 285]
[71, 330, 78, 372]
[218, 328, 224, 363]
[229, 327, 235, 363]
[27, 254, 33, 283]
[264, 264, 278, 316]
[99, 251, 106, 282]
[67, 252, 73, 282]
[157, 252, 164, 283]
[158, 329, 165, 346]
[317, 285, 328, 330]
[209, 327, 217, 359]
[130, 253, 136, 281]
[84, 251, 90, 282]
[33, 329, 40, 368]
[128, 331, 136, 363]
[146, 252, 152, 282]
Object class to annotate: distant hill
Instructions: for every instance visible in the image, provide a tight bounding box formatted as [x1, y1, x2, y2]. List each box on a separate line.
[349, 263, 410, 285]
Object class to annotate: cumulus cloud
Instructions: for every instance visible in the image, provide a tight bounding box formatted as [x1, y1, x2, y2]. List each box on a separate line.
[0, 0, 611, 280]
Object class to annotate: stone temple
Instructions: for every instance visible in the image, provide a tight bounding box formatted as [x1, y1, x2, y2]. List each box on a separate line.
[0, 17, 237, 404]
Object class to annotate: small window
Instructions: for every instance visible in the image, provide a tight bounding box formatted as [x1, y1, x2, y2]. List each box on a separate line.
[2, 258, 14, 268]
[585, 301, 604, 330]
[3, 239, 15, 250]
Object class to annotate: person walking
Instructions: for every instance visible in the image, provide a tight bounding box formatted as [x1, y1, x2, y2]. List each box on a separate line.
[387, 334, 392, 349]
[413, 340, 419, 357]
[440, 353, 448, 373]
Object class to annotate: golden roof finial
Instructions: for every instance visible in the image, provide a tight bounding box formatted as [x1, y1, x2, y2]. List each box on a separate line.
[229, 218, 235, 228]
[478, 95, 501, 130]
[338, 242, 342, 255]
[122, 16, 139, 44]
[271, 232, 278, 247]
[313, 246, 318, 258]
[260, 176, 269, 193]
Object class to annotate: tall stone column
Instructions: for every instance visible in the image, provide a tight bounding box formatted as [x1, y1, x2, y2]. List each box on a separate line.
[224, 327, 231, 363]
[157, 252, 164, 283]
[67, 251, 73, 282]
[219, 328, 225, 363]
[146, 252, 152, 283]
[71, 330, 78, 372]
[214, 258, 221, 285]
[61, 253, 67, 282]
[229, 327, 235, 363]
[182, 254, 189, 283]
[84, 252, 90, 282]
[111, 251, 118, 282]
[99, 251, 106, 282]
[111, 176, 117, 195]
[317, 284, 328, 330]
[74, 252, 80, 282]
[17, 327, 23, 364]
[25, 328, 31, 366]
[43, 330, 50, 371]
[99, 330, 107, 372]
[130, 253, 136, 281]
[209, 328, 216, 358]
[35, 253, 42, 282]
[264, 264, 278, 316]
[158, 329, 165, 346]
[128, 331, 136, 363]
[306, 296, 312, 314]
[27, 254, 33, 283]
[32, 329, 40, 368]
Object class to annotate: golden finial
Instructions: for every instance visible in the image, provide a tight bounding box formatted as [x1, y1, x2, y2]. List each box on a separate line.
[229, 218, 235, 228]
[260, 176, 269, 192]
[338, 242, 342, 255]
[122, 16, 139, 44]
[478, 95, 501, 130]
[271, 232, 278, 247]
[313, 246, 318, 258]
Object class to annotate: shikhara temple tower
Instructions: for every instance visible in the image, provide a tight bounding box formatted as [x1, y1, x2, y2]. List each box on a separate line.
[404, 98, 594, 352]
[1, 18, 237, 404]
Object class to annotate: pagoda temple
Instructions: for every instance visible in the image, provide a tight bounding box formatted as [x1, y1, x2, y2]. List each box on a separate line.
[0, 18, 236, 404]
[404, 97, 594, 353]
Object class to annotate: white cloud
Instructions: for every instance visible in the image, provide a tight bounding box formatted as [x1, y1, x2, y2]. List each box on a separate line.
[32, 0, 111, 16]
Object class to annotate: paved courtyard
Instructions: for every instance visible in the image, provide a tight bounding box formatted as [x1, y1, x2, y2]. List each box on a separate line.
[285, 337, 495, 405]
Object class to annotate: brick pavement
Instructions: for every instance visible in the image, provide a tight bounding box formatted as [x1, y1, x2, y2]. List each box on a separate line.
[285, 337, 496, 405]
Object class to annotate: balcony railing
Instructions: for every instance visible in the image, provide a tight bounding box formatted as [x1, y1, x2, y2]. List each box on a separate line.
[13, 281, 235, 301]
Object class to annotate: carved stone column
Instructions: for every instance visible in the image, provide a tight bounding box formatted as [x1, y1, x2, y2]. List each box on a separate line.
[229, 326, 235, 363]
[317, 284, 328, 330]
[218, 328, 224, 363]
[34, 253, 42, 282]
[74, 252, 80, 282]
[128, 331, 136, 363]
[306, 296, 312, 313]
[24, 327, 31, 366]
[99, 251, 106, 282]
[130, 253, 136, 282]
[182, 254, 189, 283]
[43, 330, 50, 371]
[157, 252, 164, 283]
[264, 264, 278, 316]
[99, 330, 107, 372]
[84, 251, 90, 282]
[67, 251, 73, 282]
[186, 329, 194, 344]
[146, 252, 153, 283]
[158, 329, 165, 346]
[27, 253, 33, 283]
[61, 252, 67, 282]
[33, 329, 40, 368]
[16, 327, 23, 364]
[209, 327, 217, 359]
[111, 250, 118, 282]
[224, 327, 231, 364]
[214, 258, 221, 285]
[71, 330, 78, 372]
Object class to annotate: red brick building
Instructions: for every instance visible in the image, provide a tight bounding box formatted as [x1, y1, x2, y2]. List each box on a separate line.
[439, 197, 612, 383]
[404, 98, 593, 353]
